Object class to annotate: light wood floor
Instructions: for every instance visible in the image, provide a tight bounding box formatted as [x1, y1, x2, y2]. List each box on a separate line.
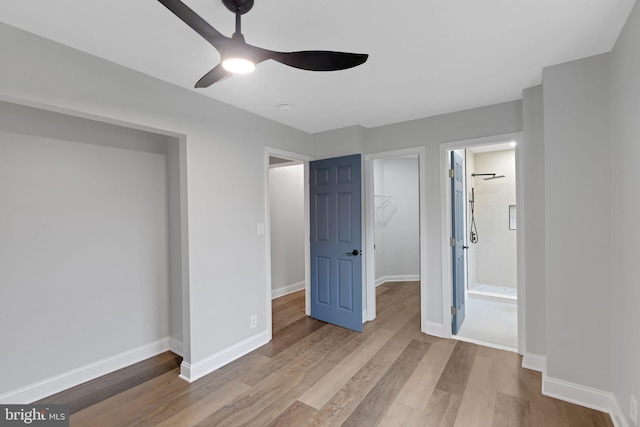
[50, 281, 612, 426]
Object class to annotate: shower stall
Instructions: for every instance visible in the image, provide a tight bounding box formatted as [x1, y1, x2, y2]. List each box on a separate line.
[466, 148, 517, 298]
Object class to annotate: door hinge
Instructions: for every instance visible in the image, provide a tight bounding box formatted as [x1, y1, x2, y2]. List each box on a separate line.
[450, 237, 455, 247]
[448, 168, 454, 178]
[451, 306, 457, 316]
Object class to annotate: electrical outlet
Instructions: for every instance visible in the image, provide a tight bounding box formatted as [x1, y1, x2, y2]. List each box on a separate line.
[250, 315, 257, 329]
[631, 394, 637, 425]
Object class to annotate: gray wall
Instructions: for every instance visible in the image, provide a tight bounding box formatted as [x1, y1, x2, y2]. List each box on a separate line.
[167, 140, 184, 346]
[519, 3, 640, 418]
[314, 101, 523, 329]
[543, 53, 612, 391]
[5, 2, 640, 416]
[521, 85, 546, 357]
[611, 0, 640, 423]
[0, 103, 175, 395]
[373, 157, 420, 281]
[269, 164, 305, 293]
[0, 22, 313, 384]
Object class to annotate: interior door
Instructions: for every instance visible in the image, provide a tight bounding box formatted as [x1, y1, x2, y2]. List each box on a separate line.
[310, 154, 362, 332]
[451, 151, 466, 334]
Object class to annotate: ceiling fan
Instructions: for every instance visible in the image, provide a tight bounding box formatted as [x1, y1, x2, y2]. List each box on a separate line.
[158, 0, 369, 88]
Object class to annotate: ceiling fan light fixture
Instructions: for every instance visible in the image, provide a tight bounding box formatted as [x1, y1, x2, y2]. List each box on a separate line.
[158, 0, 369, 87]
[222, 57, 255, 74]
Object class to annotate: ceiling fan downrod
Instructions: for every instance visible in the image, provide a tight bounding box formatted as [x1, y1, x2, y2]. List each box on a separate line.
[222, 0, 252, 35]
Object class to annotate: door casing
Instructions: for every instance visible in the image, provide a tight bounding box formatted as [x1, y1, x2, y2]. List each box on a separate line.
[264, 147, 313, 341]
[363, 147, 428, 332]
[439, 132, 525, 354]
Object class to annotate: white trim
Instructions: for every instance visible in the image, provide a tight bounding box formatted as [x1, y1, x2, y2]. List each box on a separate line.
[526, 356, 625, 425]
[179, 330, 270, 383]
[514, 134, 526, 355]
[364, 154, 376, 322]
[423, 321, 445, 338]
[452, 335, 518, 353]
[439, 132, 525, 356]
[543, 374, 614, 414]
[178, 362, 193, 383]
[271, 281, 305, 299]
[304, 162, 311, 317]
[521, 353, 546, 372]
[363, 147, 427, 330]
[467, 290, 517, 304]
[264, 147, 314, 339]
[360, 154, 368, 323]
[439, 145, 452, 339]
[611, 396, 630, 427]
[375, 275, 421, 286]
[0, 337, 172, 404]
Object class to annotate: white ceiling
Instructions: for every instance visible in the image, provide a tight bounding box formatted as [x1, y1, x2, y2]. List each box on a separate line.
[0, 0, 636, 133]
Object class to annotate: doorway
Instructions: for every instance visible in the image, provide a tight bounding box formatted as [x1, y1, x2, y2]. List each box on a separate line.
[267, 148, 429, 335]
[364, 147, 427, 332]
[265, 148, 312, 339]
[440, 133, 524, 353]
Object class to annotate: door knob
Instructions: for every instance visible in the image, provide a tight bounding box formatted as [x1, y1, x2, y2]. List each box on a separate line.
[346, 249, 360, 256]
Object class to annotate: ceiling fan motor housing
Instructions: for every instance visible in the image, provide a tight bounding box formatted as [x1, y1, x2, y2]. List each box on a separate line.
[222, 0, 254, 14]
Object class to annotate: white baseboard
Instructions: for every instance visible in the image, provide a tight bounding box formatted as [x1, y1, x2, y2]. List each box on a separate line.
[468, 290, 517, 304]
[423, 321, 444, 337]
[179, 330, 270, 383]
[521, 353, 546, 372]
[543, 374, 614, 414]
[611, 396, 630, 427]
[271, 281, 305, 299]
[375, 275, 420, 287]
[520, 353, 627, 425]
[0, 337, 173, 404]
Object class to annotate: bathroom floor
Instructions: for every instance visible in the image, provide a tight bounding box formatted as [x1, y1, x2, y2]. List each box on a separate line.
[455, 294, 518, 349]
[470, 283, 517, 298]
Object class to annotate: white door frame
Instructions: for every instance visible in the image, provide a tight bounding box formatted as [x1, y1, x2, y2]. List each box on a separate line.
[364, 147, 428, 332]
[439, 132, 525, 354]
[264, 147, 314, 340]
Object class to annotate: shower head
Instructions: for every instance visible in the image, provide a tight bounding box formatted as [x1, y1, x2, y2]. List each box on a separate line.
[472, 173, 505, 181]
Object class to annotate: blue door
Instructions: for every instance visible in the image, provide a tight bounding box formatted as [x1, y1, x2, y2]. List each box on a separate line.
[310, 154, 362, 332]
[451, 151, 466, 334]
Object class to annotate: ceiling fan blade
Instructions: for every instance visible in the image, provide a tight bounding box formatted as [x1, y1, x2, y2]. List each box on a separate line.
[195, 64, 231, 88]
[157, 0, 229, 49]
[268, 51, 369, 71]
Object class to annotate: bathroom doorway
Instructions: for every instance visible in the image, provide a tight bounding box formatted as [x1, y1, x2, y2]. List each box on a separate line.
[444, 138, 520, 351]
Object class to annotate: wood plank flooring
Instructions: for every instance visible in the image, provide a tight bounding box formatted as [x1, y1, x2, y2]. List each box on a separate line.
[43, 281, 612, 426]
